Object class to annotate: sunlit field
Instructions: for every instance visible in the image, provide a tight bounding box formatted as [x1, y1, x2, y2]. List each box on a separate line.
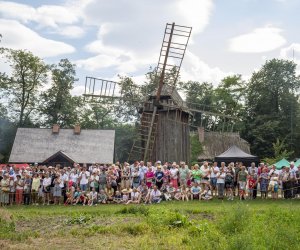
[1, 199, 300, 250]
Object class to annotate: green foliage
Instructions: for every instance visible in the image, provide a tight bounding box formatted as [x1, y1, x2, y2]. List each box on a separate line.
[263, 138, 294, 164]
[0, 48, 48, 126]
[190, 133, 203, 163]
[243, 59, 300, 158]
[40, 58, 80, 128]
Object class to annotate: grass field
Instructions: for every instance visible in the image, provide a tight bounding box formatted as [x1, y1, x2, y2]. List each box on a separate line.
[1, 200, 300, 250]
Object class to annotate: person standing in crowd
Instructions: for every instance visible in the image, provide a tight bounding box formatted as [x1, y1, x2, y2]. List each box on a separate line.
[60, 169, 69, 203]
[53, 174, 62, 205]
[23, 174, 32, 205]
[248, 162, 258, 199]
[170, 162, 179, 189]
[237, 166, 247, 200]
[191, 164, 202, 184]
[15, 175, 24, 205]
[289, 162, 297, 198]
[154, 164, 164, 190]
[79, 166, 90, 191]
[282, 166, 292, 199]
[247, 173, 256, 200]
[43, 172, 52, 205]
[121, 164, 131, 189]
[0, 173, 10, 206]
[98, 169, 107, 191]
[234, 163, 241, 196]
[259, 167, 269, 199]
[132, 167, 140, 188]
[138, 161, 147, 185]
[144, 166, 153, 189]
[200, 162, 210, 191]
[296, 165, 300, 198]
[163, 165, 170, 184]
[179, 162, 189, 187]
[216, 167, 226, 199]
[69, 169, 78, 188]
[225, 163, 235, 200]
[9, 175, 15, 205]
[31, 173, 40, 205]
[210, 162, 219, 197]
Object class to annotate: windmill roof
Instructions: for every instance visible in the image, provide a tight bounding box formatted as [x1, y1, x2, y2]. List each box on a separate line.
[150, 84, 185, 107]
[9, 128, 115, 164]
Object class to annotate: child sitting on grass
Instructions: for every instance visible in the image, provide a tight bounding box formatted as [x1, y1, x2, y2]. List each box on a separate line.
[167, 182, 176, 200]
[113, 191, 123, 204]
[190, 182, 201, 201]
[121, 187, 132, 203]
[126, 187, 141, 205]
[200, 185, 212, 200]
[72, 187, 81, 205]
[88, 188, 98, 206]
[98, 190, 107, 204]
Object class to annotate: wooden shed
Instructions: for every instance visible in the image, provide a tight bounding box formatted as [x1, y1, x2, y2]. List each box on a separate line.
[141, 85, 191, 163]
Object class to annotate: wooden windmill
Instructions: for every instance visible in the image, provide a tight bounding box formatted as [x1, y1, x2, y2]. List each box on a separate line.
[83, 23, 237, 164]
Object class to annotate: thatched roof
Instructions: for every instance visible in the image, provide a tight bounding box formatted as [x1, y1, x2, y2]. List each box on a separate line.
[197, 129, 250, 161]
[9, 128, 115, 164]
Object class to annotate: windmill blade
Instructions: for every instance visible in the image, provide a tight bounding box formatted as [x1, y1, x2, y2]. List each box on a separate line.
[83, 76, 120, 101]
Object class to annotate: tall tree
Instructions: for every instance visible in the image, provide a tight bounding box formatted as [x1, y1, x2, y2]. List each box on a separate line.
[40, 59, 79, 127]
[242, 59, 300, 158]
[0, 49, 48, 126]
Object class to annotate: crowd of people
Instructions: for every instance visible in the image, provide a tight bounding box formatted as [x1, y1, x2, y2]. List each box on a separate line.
[0, 160, 299, 206]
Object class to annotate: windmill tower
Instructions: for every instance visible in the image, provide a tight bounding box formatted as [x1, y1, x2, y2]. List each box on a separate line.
[127, 23, 192, 163]
[83, 23, 237, 164]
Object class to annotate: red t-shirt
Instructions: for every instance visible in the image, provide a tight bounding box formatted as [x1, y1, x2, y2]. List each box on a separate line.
[248, 178, 256, 189]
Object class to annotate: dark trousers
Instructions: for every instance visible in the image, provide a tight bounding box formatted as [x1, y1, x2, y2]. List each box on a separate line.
[24, 193, 31, 205]
[283, 181, 292, 199]
[253, 185, 257, 199]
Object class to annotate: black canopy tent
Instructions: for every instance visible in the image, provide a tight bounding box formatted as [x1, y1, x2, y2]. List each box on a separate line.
[214, 145, 259, 165]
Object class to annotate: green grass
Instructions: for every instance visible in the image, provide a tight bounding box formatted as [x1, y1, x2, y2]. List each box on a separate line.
[1, 200, 300, 250]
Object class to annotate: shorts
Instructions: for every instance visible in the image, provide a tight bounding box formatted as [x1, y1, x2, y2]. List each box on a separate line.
[239, 181, 246, 190]
[225, 182, 234, 189]
[210, 178, 217, 187]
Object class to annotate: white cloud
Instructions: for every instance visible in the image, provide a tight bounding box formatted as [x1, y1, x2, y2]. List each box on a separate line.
[181, 52, 232, 85]
[0, 19, 75, 58]
[0, 1, 86, 39]
[229, 26, 286, 53]
[55, 25, 85, 39]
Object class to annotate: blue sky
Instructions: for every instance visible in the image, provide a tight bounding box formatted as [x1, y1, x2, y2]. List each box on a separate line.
[0, 0, 299, 95]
